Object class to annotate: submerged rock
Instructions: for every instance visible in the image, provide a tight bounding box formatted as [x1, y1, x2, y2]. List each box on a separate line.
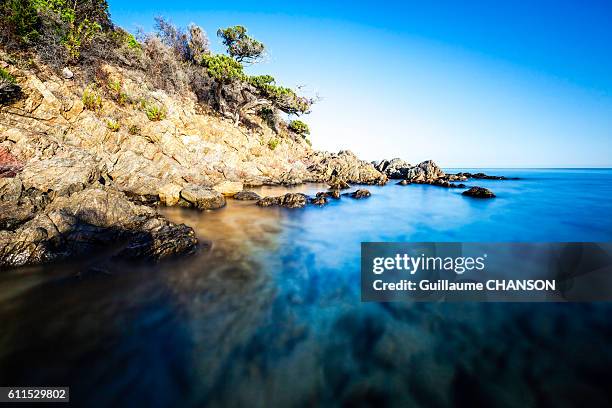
[396, 180, 410, 186]
[233, 191, 261, 201]
[462, 187, 496, 198]
[346, 189, 371, 199]
[257, 193, 308, 208]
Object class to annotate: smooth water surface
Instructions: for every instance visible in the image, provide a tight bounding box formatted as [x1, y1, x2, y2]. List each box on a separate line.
[1, 169, 611, 407]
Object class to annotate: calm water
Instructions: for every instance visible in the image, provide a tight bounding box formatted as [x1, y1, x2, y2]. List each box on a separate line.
[1, 169, 612, 407]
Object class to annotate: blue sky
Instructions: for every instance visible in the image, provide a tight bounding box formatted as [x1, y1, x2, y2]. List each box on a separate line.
[107, 0, 612, 167]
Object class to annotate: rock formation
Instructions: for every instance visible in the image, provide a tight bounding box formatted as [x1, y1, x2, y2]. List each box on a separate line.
[462, 187, 496, 198]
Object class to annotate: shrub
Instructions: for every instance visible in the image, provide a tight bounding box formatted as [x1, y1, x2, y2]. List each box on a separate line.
[107, 79, 129, 105]
[304, 138, 312, 147]
[127, 124, 140, 135]
[200, 54, 244, 83]
[1, 0, 41, 46]
[106, 119, 120, 131]
[217, 25, 264, 63]
[142, 35, 188, 93]
[144, 103, 166, 121]
[0, 68, 16, 84]
[82, 85, 102, 110]
[288, 120, 310, 135]
[154, 17, 209, 63]
[267, 138, 279, 150]
[248, 75, 312, 115]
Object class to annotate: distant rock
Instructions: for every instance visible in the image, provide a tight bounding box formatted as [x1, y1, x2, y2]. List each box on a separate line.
[257, 193, 307, 208]
[346, 189, 371, 199]
[233, 191, 261, 201]
[462, 187, 496, 198]
[375, 158, 412, 179]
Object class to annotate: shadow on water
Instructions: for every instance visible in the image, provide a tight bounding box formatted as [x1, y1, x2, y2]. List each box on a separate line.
[1, 172, 612, 407]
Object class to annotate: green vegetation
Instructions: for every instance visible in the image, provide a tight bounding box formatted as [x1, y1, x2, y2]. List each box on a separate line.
[288, 120, 310, 136]
[0, 1, 315, 137]
[217, 25, 264, 63]
[267, 138, 279, 150]
[127, 124, 140, 135]
[144, 103, 166, 121]
[0, 68, 17, 84]
[106, 118, 120, 131]
[82, 85, 102, 110]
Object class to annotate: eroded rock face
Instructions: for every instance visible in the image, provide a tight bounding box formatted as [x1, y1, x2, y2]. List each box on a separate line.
[0, 147, 23, 178]
[462, 187, 496, 198]
[257, 193, 308, 208]
[233, 191, 261, 201]
[305, 151, 387, 185]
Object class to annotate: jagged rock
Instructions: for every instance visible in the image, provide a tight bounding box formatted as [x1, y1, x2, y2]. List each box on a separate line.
[0, 188, 197, 268]
[328, 177, 350, 190]
[19, 150, 102, 198]
[233, 191, 261, 201]
[179, 185, 226, 210]
[310, 195, 328, 206]
[317, 190, 340, 200]
[375, 158, 412, 179]
[158, 183, 183, 206]
[257, 193, 307, 208]
[462, 187, 496, 198]
[0, 147, 23, 178]
[346, 189, 371, 199]
[404, 160, 446, 182]
[306, 150, 387, 185]
[213, 180, 243, 196]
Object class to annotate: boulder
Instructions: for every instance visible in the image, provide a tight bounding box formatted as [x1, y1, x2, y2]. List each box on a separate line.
[462, 187, 496, 199]
[310, 195, 328, 206]
[179, 185, 226, 210]
[346, 189, 371, 199]
[257, 193, 307, 208]
[158, 182, 183, 206]
[233, 191, 261, 201]
[213, 180, 243, 196]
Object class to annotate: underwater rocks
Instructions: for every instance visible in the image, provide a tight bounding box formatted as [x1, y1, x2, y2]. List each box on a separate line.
[462, 187, 496, 198]
[233, 191, 261, 201]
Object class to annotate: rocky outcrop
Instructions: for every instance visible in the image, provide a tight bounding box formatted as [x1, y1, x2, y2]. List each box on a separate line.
[345, 189, 371, 199]
[305, 150, 387, 185]
[462, 187, 496, 198]
[257, 193, 308, 209]
[374, 158, 412, 179]
[0, 187, 197, 269]
[453, 172, 518, 180]
[233, 191, 261, 201]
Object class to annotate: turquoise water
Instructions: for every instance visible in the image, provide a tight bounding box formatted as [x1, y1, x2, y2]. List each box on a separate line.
[0, 169, 611, 407]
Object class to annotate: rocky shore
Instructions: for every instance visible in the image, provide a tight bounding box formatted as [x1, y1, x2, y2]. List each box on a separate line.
[0, 57, 506, 269]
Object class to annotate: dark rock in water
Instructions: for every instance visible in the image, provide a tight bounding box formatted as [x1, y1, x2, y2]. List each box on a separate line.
[0, 147, 24, 178]
[317, 190, 341, 200]
[346, 189, 371, 199]
[396, 180, 409, 186]
[454, 172, 517, 180]
[462, 187, 496, 198]
[179, 185, 226, 210]
[457, 183, 466, 188]
[0, 187, 198, 269]
[310, 195, 328, 206]
[233, 191, 261, 201]
[257, 193, 307, 208]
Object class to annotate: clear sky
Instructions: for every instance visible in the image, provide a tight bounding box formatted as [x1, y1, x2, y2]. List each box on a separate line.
[107, 0, 612, 167]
